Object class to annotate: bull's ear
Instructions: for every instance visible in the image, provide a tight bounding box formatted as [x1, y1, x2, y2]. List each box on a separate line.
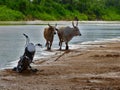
[48, 23, 51, 27]
[55, 28, 58, 31]
[72, 21, 75, 27]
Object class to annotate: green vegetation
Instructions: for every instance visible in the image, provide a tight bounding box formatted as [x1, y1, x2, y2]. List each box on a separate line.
[0, 6, 25, 21]
[0, 0, 120, 21]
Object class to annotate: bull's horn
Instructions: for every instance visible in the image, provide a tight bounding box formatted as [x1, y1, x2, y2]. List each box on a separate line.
[76, 21, 78, 26]
[72, 21, 75, 27]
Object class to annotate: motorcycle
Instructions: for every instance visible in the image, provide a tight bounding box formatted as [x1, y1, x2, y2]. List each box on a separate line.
[13, 33, 42, 73]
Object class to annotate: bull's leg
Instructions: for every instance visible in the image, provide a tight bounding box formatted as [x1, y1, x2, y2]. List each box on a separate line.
[45, 41, 48, 47]
[46, 41, 50, 50]
[49, 41, 53, 50]
[65, 42, 69, 50]
[47, 41, 51, 50]
[59, 41, 62, 50]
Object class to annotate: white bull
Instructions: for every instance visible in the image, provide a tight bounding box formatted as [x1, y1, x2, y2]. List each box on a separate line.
[56, 21, 81, 50]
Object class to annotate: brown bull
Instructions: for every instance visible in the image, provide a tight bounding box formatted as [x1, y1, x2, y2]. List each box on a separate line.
[44, 23, 57, 50]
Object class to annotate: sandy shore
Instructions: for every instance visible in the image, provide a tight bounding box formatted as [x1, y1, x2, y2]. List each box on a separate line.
[0, 20, 120, 25]
[0, 41, 120, 90]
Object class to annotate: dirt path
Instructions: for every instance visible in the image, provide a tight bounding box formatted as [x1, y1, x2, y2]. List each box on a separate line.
[0, 41, 120, 90]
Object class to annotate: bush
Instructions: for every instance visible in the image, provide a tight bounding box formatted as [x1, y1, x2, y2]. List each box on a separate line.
[0, 0, 120, 21]
[34, 12, 56, 20]
[102, 8, 120, 21]
[0, 5, 25, 21]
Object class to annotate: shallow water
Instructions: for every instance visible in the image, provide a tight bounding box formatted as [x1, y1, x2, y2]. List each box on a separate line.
[0, 22, 120, 69]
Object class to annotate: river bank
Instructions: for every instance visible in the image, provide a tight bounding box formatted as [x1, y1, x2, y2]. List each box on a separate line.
[0, 21, 120, 25]
[0, 40, 120, 90]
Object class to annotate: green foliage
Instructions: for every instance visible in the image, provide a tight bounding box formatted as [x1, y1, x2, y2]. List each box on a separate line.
[33, 12, 56, 20]
[0, 0, 120, 21]
[102, 8, 120, 21]
[0, 5, 25, 21]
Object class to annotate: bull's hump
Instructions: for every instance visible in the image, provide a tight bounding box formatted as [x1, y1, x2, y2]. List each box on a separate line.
[64, 27, 73, 33]
[64, 26, 71, 30]
[59, 26, 71, 31]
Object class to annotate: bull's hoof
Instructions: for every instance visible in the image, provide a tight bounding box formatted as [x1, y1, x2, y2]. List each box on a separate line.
[47, 47, 51, 50]
[59, 48, 62, 50]
[66, 46, 69, 50]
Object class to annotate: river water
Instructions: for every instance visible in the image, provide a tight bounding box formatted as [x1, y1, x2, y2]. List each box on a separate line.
[0, 22, 120, 69]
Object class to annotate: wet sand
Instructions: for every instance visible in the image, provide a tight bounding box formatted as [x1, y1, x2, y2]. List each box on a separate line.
[0, 41, 120, 90]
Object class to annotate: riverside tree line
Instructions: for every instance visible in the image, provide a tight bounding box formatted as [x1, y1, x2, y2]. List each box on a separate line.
[0, 0, 120, 21]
